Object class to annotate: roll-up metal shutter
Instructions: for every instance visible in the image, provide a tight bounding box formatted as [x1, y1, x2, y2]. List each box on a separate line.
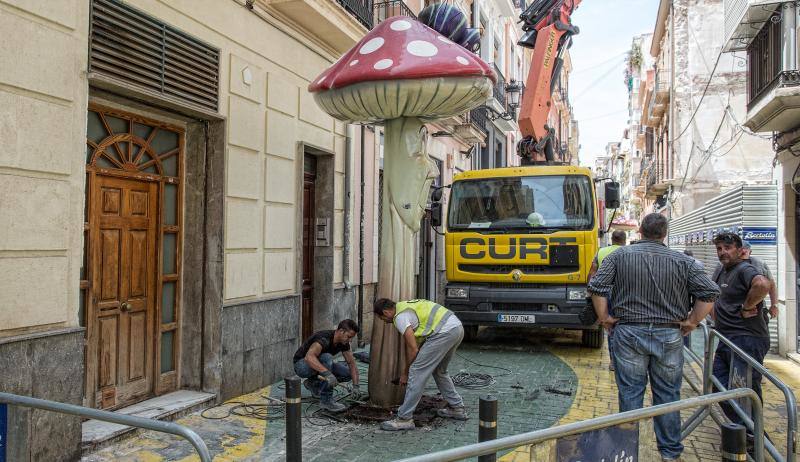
[668, 184, 779, 350]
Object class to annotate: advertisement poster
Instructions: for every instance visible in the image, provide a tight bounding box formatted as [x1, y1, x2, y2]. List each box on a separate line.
[555, 422, 639, 462]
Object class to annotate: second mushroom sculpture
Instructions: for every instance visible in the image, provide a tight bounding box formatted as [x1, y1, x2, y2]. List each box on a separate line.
[309, 6, 496, 408]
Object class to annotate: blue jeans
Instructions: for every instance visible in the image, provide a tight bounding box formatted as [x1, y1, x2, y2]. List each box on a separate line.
[712, 335, 770, 432]
[613, 324, 684, 459]
[294, 353, 351, 402]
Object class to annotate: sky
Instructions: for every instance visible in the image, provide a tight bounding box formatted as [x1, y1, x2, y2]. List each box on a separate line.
[568, 0, 660, 167]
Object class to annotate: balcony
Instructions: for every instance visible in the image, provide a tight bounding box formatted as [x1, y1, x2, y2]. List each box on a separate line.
[742, 6, 800, 134]
[468, 108, 489, 137]
[645, 163, 671, 199]
[488, 63, 506, 115]
[257, 0, 370, 54]
[374, 0, 415, 24]
[723, 0, 781, 52]
[654, 68, 670, 105]
[646, 69, 669, 125]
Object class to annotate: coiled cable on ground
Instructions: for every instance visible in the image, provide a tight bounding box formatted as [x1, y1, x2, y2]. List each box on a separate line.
[451, 352, 513, 390]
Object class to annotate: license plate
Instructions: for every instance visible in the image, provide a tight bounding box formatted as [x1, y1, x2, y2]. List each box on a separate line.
[497, 314, 536, 323]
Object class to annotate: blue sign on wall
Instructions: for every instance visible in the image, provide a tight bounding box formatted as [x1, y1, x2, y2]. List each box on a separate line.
[742, 227, 778, 245]
[0, 403, 7, 462]
[555, 422, 639, 462]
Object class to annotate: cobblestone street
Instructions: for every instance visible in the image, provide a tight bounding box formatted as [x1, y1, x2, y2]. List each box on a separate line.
[83, 328, 800, 461]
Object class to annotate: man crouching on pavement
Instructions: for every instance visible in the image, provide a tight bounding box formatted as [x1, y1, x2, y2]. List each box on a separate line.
[373, 298, 467, 431]
[293, 319, 361, 413]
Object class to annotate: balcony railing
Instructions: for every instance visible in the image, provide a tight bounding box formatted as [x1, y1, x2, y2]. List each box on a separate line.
[337, 0, 374, 29]
[654, 68, 670, 103]
[469, 108, 489, 134]
[749, 69, 800, 110]
[493, 63, 506, 108]
[373, 0, 415, 25]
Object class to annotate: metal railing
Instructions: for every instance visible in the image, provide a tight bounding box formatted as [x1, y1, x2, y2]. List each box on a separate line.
[492, 63, 506, 109]
[469, 108, 489, 134]
[395, 389, 764, 462]
[681, 323, 797, 462]
[749, 69, 800, 111]
[373, 0, 415, 24]
[0, 392, 212, 462]
[336, 0, 374, 29]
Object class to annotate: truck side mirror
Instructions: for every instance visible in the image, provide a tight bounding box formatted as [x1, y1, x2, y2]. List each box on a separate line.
[430, 202, 443, 227]
[431, 187, 443, 202]
[604, 181, 621, 209]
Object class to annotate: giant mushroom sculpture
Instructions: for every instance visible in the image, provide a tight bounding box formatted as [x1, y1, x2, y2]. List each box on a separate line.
[309, 15, 495, 407]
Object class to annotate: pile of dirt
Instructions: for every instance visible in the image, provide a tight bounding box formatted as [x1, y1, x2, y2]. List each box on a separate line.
[341, 395, 448, 427]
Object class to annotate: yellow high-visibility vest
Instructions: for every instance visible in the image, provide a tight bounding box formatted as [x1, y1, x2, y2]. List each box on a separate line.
[597, 244, 621, 265]
[394, 299, 452, 338]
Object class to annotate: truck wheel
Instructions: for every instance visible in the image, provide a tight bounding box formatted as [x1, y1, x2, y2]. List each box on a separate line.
[464, 325, 479, 342]
[581, 328, 603, 349]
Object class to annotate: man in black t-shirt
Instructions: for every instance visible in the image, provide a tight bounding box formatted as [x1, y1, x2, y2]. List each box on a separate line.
[293, 319, 360, 413]
[711, 233, 771, 437]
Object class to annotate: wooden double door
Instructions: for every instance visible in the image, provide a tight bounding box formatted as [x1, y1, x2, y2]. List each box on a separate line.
[90, 175, 158, 409]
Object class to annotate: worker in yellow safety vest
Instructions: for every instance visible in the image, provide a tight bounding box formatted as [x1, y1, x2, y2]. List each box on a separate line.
[588, 229, 627, 370]
[373, 298, 466, 431]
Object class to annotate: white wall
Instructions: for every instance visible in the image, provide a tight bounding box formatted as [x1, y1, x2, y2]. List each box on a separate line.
[0, 0, 89, 334]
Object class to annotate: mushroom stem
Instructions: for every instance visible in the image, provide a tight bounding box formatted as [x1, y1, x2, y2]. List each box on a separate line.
[368, 117, 439, 408]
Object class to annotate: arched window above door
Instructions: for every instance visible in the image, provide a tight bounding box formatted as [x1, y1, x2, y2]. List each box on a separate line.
[86, 110, 180, 178]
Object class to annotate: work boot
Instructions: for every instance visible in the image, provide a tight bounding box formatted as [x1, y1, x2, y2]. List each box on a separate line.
[319, 399, 347, 413]
[437, 405, 468, 420]
[380, 418, 415, 431]
[303, 379, 321, 399]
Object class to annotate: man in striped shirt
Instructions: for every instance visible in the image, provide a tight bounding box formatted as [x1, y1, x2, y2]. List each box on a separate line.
[588, 213, 719, 462]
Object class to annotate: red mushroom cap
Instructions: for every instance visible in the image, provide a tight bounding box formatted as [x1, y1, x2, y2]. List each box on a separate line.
[309, 17, 496, 93]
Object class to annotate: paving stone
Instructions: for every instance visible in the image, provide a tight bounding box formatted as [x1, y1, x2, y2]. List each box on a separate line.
[82, 329, 800, 462]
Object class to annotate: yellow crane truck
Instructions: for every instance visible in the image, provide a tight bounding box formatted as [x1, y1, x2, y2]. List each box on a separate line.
[439, 165, 619, 348]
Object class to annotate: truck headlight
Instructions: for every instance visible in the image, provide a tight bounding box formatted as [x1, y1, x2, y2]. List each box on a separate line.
[568, 289, 587, 301]
[447, 287, 469, 299]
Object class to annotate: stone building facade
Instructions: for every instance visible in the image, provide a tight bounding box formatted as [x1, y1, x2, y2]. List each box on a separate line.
[0, 0, 534, 457]
[640, 0, 773, 216]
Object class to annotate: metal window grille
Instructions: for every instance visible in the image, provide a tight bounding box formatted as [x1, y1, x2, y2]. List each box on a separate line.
[90, 0, 220, 111]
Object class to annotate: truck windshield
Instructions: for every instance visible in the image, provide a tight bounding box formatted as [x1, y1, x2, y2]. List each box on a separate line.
[448, 175, 594, 231]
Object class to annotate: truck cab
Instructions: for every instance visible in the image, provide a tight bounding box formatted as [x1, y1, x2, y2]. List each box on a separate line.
[443, 165, 616, 347]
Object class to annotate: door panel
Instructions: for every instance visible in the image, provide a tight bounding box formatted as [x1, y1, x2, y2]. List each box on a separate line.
[91, 175, 157, 409]
[98, 316, 118, 388]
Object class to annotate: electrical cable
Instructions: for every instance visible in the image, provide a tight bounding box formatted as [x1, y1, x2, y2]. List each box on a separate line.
[669, 42, 724, 144]
[451, 351, 512, 390]
[572, 60, 626, 101]
[200, 395, 287, 421]
[570, 51, 628, 74]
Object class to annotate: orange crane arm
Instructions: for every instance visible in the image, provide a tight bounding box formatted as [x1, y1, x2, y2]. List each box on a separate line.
[516, 0, 581, 164]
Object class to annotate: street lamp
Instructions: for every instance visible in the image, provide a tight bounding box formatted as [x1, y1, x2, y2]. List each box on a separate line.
[478, 80, 523, 121]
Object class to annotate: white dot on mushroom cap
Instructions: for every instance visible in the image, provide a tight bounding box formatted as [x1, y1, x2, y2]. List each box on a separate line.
[437, 36, 451, 44]
[349, 60, 359, 66]
[456, 56, 469, 65]
[390, 20, 412, 31]
[407, 40, 438, 57]
[359, 37, 385, 55]
[374, 59, 393, 70]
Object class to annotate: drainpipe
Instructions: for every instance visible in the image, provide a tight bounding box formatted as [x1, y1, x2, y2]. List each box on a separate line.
[357, 125, 366, 347]
[344, 125, 354, 291]
[668, 0, 676, 220]
[783, 1, 797, 72]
